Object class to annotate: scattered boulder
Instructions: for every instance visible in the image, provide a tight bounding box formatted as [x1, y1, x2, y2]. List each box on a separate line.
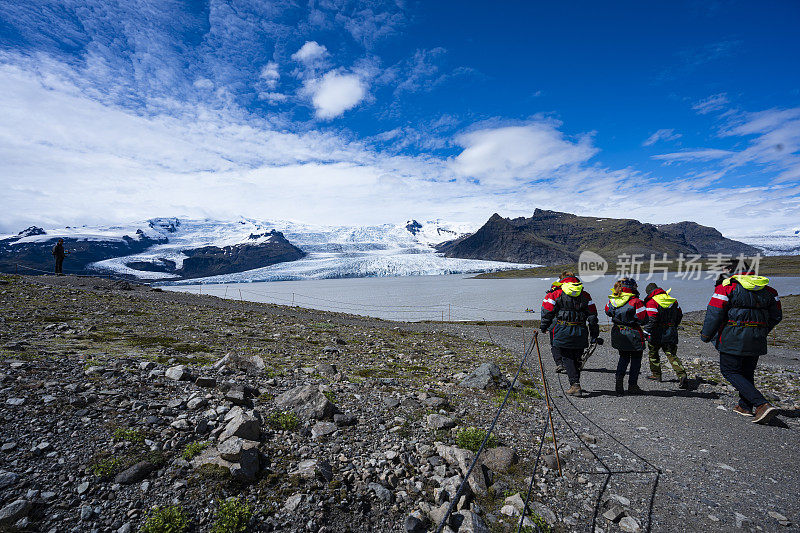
[275, 384, 336, 420]
[426, 414, 456, 430]
[368, 482, 393, 503]
[114, 461, 156, 484]
[619, 516, 642, 533]
[311, 421, 338, 440]
[482, 446, 518, 473]
[217, 437, 259, 462]
[195, 375, 216, 388]
[165, 365, 191, 381]
[214, 353, 266, 375]
[219, 410, 261, 442]
[0, 470, 19, 490]
[0, 500, 32, 528]
[459, 363, 509, 390]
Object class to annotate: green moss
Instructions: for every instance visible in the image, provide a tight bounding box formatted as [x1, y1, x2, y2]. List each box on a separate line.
[90, 457, 124, 477]
[139, 505, 189, 533]
[266, 411, 300, 431]
[456, 427, 497, 452]
[211, 497, 253, 533]
[182, 441, 210, 461]
[113, 427, 146, 444]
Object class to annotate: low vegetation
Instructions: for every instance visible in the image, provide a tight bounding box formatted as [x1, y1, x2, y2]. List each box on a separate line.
[139, 506, 189, 533]
[456, 427, 497, 452]
[211, 497, 253, 533]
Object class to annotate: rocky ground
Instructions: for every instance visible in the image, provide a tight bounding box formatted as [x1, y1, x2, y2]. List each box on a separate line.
[1, 274, 798, 533]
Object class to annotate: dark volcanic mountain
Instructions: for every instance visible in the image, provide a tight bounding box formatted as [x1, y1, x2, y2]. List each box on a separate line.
[436, 209, 759, 265]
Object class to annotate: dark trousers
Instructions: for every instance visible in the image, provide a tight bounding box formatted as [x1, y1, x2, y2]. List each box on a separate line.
[560, 348, 583, 385]
[616, 350, 643, 386]
[719, 353, 767, 409]
[551, 345, 563, 366]
[54, 257, 64, 274]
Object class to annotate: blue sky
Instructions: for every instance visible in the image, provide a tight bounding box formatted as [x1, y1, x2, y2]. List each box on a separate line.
[0, 0, 798, 235]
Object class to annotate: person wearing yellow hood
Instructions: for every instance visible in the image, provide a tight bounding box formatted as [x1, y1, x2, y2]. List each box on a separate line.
[540, 273, 599, 396]
[701, 261, 783, 424]
[605, 278, 648, 396]
[544, 277, 566, 372]
[643, 283, 688, 389]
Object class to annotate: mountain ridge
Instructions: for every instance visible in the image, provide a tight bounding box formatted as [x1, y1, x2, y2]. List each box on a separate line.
[436, 209, 760, 265]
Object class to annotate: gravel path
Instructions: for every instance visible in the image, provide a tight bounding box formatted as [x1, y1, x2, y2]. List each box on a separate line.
[410, 320, 800, 532]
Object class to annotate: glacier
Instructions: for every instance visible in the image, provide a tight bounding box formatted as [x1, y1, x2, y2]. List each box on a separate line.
[6, 216, 535, 282]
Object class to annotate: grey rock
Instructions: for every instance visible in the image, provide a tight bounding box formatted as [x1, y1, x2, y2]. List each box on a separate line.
[219, 411, 260, 442]
[426, 414, 456, 430]
[454, 510, 490, 533]
[619, 516, 642, 533]
[224, 384, 251, 406]
[275, 384, 336, 420]
[0, 470, 19, 490]
[213, 353, 266, 375]
[5, 398, 24, 406]
[165, 365, 190, 381]
[368, 482, 393, 503]
[194, 375, 216, 388]
[405, 514, 429, 533]
[334, 413, 357, 426]
[118, 523, 132, 533]
[230, 448, 259, 481]
[603, 505, 626, 522]
[285, 493, 306, 513]
[316, 363, 337, 377]
[79, 505, 93, 520]
[542, 454, 565, 470]
[768, 511, 791, 526]
[76, 481, 90, 495]
[504, 493, 526, 512]
[316, 460, 333, 482]
[292, 459, 319, 479]
[482, 446, 518, 473]
[139, 361, 156, 371]
[187, 397, 207, 410]
[0, 500, 32, 528]
[114, 461, 156, 484]
[217, 437, 259, 462]
[530, 502, 557, 526]
[608, 494, 631, 507]
[383, 397, 401, 408]
[459, 363, 509, 390]
[423, 396, 450, 409]
[734, 512, 751, 529]
[311, 421, 337, 440]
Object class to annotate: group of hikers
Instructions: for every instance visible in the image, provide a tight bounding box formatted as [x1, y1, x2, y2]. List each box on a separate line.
[539, 259, 783, 425]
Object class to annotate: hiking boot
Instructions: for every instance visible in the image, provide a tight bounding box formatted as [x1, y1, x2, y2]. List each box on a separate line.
[646, 374, 662, 382]
[628, 384, 644, 395]
[555, 365, 565, 374]
[615, 378, 625, 397]
[678, 375, 689, 389]
[566, 384, 582, 396]
[733, 405, 753, 417]
[752, 403, 778, 424]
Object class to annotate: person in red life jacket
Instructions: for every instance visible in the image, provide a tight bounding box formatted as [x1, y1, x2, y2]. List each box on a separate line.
[545, 276, 566, 373]
[605, 278, 648, 396]
[643, 283, 688, 389]
[540, 273, 599, 396]
[701, 262, 782, 424]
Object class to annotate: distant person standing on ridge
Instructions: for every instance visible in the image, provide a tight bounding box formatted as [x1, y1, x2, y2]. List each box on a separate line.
[643, 283, 688, 389]
[540, 272, 599, 396]
[52, 239, 69, 275]
[544, 276, 565, 373]
[606, 278, 648, 396]
[701, 261, 782, 424]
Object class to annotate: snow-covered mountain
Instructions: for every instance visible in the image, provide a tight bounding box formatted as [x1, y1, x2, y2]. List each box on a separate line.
[734, 229, 800, 256]
[1, 217, 534, 282]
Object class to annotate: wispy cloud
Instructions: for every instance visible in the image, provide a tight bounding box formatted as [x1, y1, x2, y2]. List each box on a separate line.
[643, 128, 682, 146]
[693, 93, 729, 115]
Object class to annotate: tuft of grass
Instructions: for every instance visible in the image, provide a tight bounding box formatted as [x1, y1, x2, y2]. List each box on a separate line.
[211, 497, 253, 533]
[182, 441, 210, 461]
[139, 505, 189, 533]
[456, 427, 497, 453]
[522, 386, 543, 400]
[90, 457, 124, 477]
[323, 390, 336, 404]
[520, 511, 552, 533]
[266, 411, 300, 431]
[113, 427, 146, 444]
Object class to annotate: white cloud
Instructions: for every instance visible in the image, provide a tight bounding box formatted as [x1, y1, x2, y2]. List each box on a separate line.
[0, 55, 798, 237]
[643, 128, 681, 146]
[259, 61, 280, 89]
[303, 71, 367, 119]
[291, 41, 328, 65]
[451, 122, 598, 186]
[653, 149, 733, 162]
[193, 78, 214, 90]
[693, 93, 729, 115]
